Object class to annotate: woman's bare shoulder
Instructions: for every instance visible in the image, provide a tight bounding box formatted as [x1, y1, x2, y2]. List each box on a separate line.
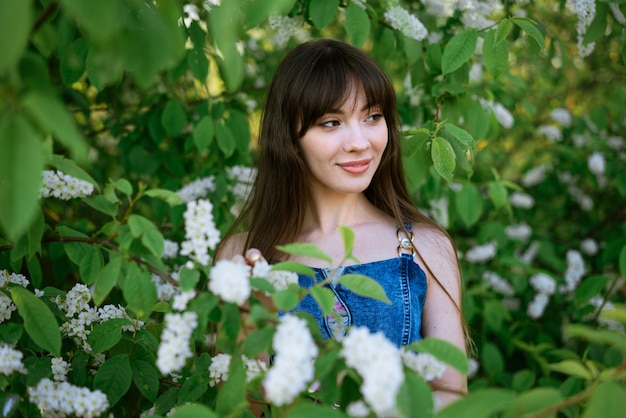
[216, 232, 248, 261]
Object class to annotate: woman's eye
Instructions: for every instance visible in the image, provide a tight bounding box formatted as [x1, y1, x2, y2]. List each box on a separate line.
[366, 113, 384, 123]
[320, 120, 340, 128]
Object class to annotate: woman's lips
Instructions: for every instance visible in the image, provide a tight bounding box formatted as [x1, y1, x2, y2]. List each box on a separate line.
[338, 159, 371, 174]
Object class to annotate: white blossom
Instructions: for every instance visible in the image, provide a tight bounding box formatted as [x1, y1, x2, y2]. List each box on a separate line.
[40, 170, 94, 200]
[518, 240, 540, 264]
[482, 271, 515, 296]
[580, 238, 599, 256]
[505, 223, 532, 241]
[347, 400, 371, 417]
[208, 353, 231, 387]
[460, 0, 500, 30]
[429, 197, 449, 228]
[176, 176, 215, 203]
[153, 274, 178, 302]
[607, 136, 625, 150]
[492, 103, 514, 129]
[341, 327, 404, 417]
[530, 273, 556, 295]
[567, 0, 596, 57]
[0, 292, 16, 324]
[587, 152, 606, 175]
[509, 191, 535, 209]
[527, 292, 550, 319]
[209, 259, 251, 305]
[156, 312, 198, 375]
[180, 199, 221, 266]
[263, 315, 318, 406]
[28, 378, 109, 418]
[563, 250, 585, 292]
[163, 239, 179, 259]
[469, 63, 483, 84]
[172, 290, 196, 311]
[521, 164, 550, 188]
[550, 108, 572, 127]
[252, 260, 299, 292]
[0, 344, 26, 375]
[537, 125, 563, 142]
[467, 358, 480, 378]
[465, 241, 497, 263]
[384, 6, 428, 41]
[182, 3, 200, 28]
[52, 357, 71, 381]
[268, 15, 309, 49]
[401, 351, 447, 382]
[56, 284, 92, 318]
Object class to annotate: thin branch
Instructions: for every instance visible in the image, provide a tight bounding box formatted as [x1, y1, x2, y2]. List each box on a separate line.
[32, 2, 59, 34]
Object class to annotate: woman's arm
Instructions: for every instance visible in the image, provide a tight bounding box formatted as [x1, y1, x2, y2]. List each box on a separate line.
[414, 227, 468, 409]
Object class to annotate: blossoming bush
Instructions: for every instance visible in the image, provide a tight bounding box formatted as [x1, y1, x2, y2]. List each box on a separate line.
[1, 0, 626, 417]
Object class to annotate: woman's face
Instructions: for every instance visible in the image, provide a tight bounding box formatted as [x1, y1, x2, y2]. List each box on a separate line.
[299, 86, 388, 199]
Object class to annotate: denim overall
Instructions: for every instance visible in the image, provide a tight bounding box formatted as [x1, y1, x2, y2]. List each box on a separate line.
[293, 227, 428, 347]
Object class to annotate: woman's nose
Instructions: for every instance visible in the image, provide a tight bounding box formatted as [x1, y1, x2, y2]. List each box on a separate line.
[343, 123, 370, 151]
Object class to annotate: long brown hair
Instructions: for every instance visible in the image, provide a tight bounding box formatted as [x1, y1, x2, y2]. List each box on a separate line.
[218, 38, 441, 260]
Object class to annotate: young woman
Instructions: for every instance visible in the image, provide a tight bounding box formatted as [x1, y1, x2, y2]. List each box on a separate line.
[217, 39, 468, 406]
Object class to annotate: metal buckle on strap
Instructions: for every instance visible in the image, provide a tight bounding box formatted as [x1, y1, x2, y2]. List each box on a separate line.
[397, 227, 415, 256]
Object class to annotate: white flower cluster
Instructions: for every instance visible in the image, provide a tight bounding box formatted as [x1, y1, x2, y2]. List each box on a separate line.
[176, 176, 216, 203]
[563, 249, 585, 292]
[459, 0, 500, 30]
[537, 124, 563, 142]
[465, 241, 497, 263]
[156, 312, 198, 375]
[429, 197, 449, 229]
[0, 343, 26, 375]
[478, 98, 514, 129]
[521, 164, 550, 188]
[0, 292, 16, 324]
[153, 273, 178, 302]
[252, 260, 299, 292]
[40, 170, 94, 200]
[263, 315, 318, 406]
[567, 0, 596, 57]
[268, 15, 309, 49]
[181, 3, 200, 28]
[56, 284, 144, 351]
[401, 350, 447, 382]
[550, 108, 572, 127]
[1, 270, 30, 287]
[341, 327, 404, 417]
[527, 273, 556, 319]
[51, 357, 71, 381]
[180, 199, 221, 266]
[208, 353, 267, 387]
[172, 290, 196, 311]
[209, 259, 251, 305]
[227, 165, 257, 216]
[163, 239, 180, 259]
[347, 400, 371, 417]
[588, 296, 625, 332]
[384, 6, 428, 41]
[482, 271, 515, 296]
[509, 191, 535, 209]
[28, 378, 109, 418]
[518, 240, 540, 264]
[580, 238, 598, 256]
[588, 152, 607, 187]
[505, 223, 532, 241]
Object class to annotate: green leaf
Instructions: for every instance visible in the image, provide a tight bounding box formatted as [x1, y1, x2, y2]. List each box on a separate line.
[79, 246, 105, 286]
[215, 356, 247, 416]
[338, 274, 391, 304]
[87, 318, 130, 353]
[168, 403, 219, 418]
[397, 372, 434, 418]
[193, 116, 215, 152]
[215, 121, 236, 158]
[144, 188, 183, 206]
[122, 263, 158, 318]
[179, 266, 200, 292]
[339, 225, 356, 260]
[487, 181, 508, 208]
[188, 47, 209, 82]
[178, 372, 211, 404]
[21, 91, 87, 162]
[455, 183, 483, 228]
[431, 136, 456, 183]
[502, 387, 563, 418]
[345, 3, 370, 48]
[243, 326, 275, 358]
[483, 29, 509, 79]
[511, 17, 544, 50]
[582, 381, 626, 418]
[10, 287, 61, 356]
[408, 338, 469, 374]
[548, 360, 593, 380]
[209, 1, 244, 92]
[127, 214, 165, 257]
[442, 29, 477, 75]
[481, 342, 504, 378]
[495, 18, 512, 45]
[402, 129, 431, 157]
[0, 113, 45, 240]
[94, 255, 122, 306]
[437, 388, 515, 418]
[310, 287, 336, 316]
[566, 324, 626, 354]
[619, 245, 626, 280]
[276, 243, 333, 264]
[61, 0, 123, 44]
[84, 195, 118, 216]
[0, 0, 32, 73]
[582, 3, 608, 45]
[162, 99, 187, 137]
[132, 359, 160, 403]
[308, 0, 339, 29]
[444, 124, 475, 150]
[273, 288, 300, 311]
[48, 154, 98, 190]
[511, 369, 536, 392]
[574, 275, 610, 307]
[94, 354, 133, 406]
[271, 261, 316, 278]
